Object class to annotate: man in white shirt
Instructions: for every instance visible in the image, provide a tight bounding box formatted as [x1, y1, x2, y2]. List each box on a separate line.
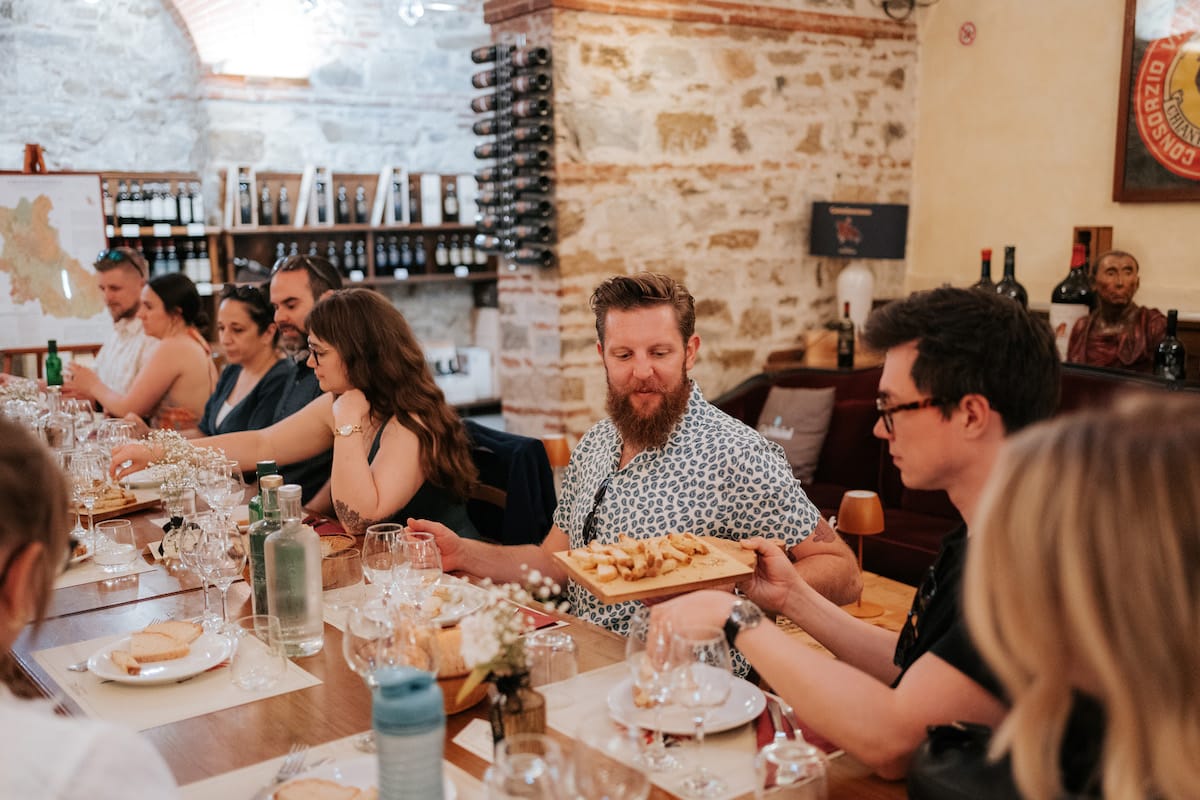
[90, 247, 156, 394]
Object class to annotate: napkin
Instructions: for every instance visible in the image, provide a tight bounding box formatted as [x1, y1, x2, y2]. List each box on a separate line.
[754, 700, 840, 756]
[303, 515, 347, 535]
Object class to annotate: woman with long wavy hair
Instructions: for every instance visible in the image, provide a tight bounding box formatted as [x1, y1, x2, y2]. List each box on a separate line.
[113, 289, 478, 536]
[963, 393, 1200, 800]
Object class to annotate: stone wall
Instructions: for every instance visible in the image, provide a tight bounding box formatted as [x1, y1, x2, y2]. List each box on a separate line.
[487, 1, 917, 441]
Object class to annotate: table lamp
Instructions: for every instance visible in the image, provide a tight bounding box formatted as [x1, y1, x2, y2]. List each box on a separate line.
[542, 435, 571, 496]
[836, 489, 885, 618]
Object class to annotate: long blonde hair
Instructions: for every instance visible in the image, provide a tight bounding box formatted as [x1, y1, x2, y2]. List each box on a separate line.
[965, 393, 1200, 800]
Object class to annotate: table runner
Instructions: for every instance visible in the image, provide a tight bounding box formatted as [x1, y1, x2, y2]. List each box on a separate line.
[180, 732, 483, 799]
[32, 632, 321, 732]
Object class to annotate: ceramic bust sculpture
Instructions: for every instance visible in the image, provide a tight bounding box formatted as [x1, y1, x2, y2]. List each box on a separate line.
[1066, 250, 1167, 373]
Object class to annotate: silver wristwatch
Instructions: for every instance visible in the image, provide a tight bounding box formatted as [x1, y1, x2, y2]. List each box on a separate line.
[723, 598, 765, 648]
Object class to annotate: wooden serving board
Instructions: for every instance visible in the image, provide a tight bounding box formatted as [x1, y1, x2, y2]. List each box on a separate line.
[73, 487, 161, 523]
[553, 536, 755, 604]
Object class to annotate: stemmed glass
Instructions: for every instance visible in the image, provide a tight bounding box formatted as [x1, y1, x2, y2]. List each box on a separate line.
[670, 625, 733, 798]
[362, 523, 404, 600]
[179, 512, 221, 629]
[571, 722, 652, 800]
[396, 530, 442, 610]
[66, 398, 96, 445]
[625, 606, 681, 772]
[198, 458, 246, 528]
[56, 448, 88, 542]
[196, 514, 248, 630]
[95, 418, 135, 463]
[69, 449, 107, 546]
[484, 733, 567, 799]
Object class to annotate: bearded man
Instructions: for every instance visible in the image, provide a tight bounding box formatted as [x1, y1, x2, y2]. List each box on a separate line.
[413, 273, 859, 634]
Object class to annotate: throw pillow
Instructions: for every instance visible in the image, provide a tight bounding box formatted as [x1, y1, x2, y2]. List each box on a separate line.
[756, 386, 837, 484]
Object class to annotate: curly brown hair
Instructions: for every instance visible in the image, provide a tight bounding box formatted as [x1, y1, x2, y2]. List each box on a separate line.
[306, 289, 477, 499]
[589, 272, 696, 345]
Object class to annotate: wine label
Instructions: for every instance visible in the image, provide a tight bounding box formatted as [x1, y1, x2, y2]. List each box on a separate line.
[152, 223, 172, 237]
[1049, 302, 1089, 361]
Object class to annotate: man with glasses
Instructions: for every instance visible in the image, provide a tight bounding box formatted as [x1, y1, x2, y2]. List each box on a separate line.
[90, 247, 156, 395]
[411, 272, 860, 636]
[650, 287, 1060, 778]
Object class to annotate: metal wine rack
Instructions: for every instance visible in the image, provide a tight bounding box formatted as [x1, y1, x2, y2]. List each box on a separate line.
[470, 43, 556, 269]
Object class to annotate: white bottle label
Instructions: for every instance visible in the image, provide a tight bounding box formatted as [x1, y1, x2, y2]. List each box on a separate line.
[1049, 302, 1090, 361]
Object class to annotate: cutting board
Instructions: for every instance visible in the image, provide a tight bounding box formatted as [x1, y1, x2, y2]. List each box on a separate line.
[553, 535, 755, 604]
[72, 487, 160, 523]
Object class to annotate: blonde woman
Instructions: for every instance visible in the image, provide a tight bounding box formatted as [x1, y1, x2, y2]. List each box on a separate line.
[964, 393, 1200, 799]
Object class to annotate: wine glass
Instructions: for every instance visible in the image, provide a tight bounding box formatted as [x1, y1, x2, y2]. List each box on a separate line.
[56, 448, 88, 542]
[570, 722, 652, 800]
[179, 512, 221, 629]
[196, 514, 248, 630]
[485, 733, 566, 799]
[670, 625, 733, 798]
[66, 398, 96, 445]
[199, 459, 246, 527]
[625, 606, 681, 772]
[396, 529, 442, 609]
[343, 598, 397, 752]
[362, 523, 403, 600]
[69, 449, 107, 546]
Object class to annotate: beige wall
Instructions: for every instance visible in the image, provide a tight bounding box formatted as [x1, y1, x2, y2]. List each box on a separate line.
[909, 0, 1200, 312]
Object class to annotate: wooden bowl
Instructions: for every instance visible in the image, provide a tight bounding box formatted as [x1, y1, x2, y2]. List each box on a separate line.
[436, 626, 488, 715]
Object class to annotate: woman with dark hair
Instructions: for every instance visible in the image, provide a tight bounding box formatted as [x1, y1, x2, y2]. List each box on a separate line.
[115, 288, 479, 536]
[67, 272, 217, 431]
[198, 284, 290, 436]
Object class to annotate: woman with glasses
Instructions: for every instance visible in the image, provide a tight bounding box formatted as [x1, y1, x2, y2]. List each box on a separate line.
[66, 272, 218, 433]
[197, 284, 289, 436]
[0, 418, 179, 798]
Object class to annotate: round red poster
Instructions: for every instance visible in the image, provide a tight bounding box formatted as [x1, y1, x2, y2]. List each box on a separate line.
[1133, 31, 1200, 180]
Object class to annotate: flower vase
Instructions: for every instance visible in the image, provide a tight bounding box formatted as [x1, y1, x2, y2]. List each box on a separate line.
[488, 672, 546, 744]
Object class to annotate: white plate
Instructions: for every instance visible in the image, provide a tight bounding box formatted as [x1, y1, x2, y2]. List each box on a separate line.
[86, 631, 233, 685]
[607, 673, 766, 736]
[428, 579, 487, 627]
[120, 465, 171, 489]
[272, 754, 456, 799]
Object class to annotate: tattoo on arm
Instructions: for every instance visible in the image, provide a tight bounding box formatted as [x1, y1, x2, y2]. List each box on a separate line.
[334, 500, 384, 535]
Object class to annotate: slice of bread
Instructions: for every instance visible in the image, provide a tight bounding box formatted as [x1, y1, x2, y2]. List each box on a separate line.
[274, 778, 368, 800]
[129, 631, 190, 663]
[143, 620, 203, 645]
[109, 649, 141, 675]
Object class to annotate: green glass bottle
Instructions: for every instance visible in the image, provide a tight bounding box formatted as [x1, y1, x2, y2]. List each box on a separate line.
[247, 474, 283, 617]
[247, 459, 279, 526]
[45, 340, 63, 386]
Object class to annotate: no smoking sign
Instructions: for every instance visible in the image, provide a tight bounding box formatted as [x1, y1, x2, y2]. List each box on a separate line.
[959, 21, 976, 46]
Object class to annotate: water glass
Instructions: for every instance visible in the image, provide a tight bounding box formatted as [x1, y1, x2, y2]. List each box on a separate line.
[671, 625, 733, 799]
[322, 548, 365, 628]
[396, 529, 442, 608]
[754, 740, 828, 799]
[527, 630, 578, 705]
[570, 723, 651, 800]
[230, 614, 288, 691]
[485, 733, 566, 799]
[363, 522, 404, 598]
[93, 519, 138, 572]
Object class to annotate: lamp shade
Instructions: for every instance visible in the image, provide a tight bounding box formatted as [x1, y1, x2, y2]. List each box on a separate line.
[542, 435, 571, 469]
[836, 490, 884, 535]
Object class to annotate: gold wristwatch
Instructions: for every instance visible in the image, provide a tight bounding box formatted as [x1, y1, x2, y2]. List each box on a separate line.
[334, 424, 363, 437]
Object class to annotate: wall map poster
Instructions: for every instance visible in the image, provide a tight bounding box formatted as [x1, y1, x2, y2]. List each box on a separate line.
[0, 174, 110, 348]
[1114, 0, 1200, 201]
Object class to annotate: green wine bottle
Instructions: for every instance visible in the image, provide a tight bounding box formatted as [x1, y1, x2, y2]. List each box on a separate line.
[45, 340, 63, 386]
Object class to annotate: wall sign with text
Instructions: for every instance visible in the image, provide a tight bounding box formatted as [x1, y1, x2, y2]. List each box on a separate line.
[809, 202, 908, 259]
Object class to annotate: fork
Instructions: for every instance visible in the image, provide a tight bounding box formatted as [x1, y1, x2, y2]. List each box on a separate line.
[66, 616, 171, 673]
[250, 743, 309, 800]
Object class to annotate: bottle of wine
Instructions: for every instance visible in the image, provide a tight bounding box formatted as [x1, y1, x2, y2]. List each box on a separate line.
[511, 174, 552, 195]
[971, 248, 994, 291]
[196, 239, 212, 282]
[163, 183, 178, 225]
[264, 484, 324, 657]
[511, 97, 551, 118]
[512, 72, 551, 94]
[449, 235, 461, 267]
[435, 234, 449, 268]
[511, 148, 551, 169]
[326, 240, 340, 271]
[511, 46, 550, 68]
[247, 473, 282, 616]
[277, 185, 291, 225]
[470, 95, 498, 114]
[189, 181, 205, 225]
[473, 141, 500, 160]
[259, 184, 274, 226]
[472, 117, 498, 136]
[1155, 309, 1186, 382]
[511, 222, 554, 242]
[165, 241, 180, 273]
[471, 69, 498, 89]
[408, 185, 421, 224]
[335, 184, 350, 224]
[315, 177, 328, 224]
[387, 236, 401, 269]
[414, 236, 428, 269]
[183, 239, 198, 281]
[149, 183, 164, 222]
[238, 174, 252, 225]
[512, 198, 553, 218]
[837, 302, 855, 369]
[45, 339, 63, 386]
[177, 181, 192, 225]
[375, 239, 387, 270]
[511, 246, 554, 267]
[1049, 243, 1095, 360]
[130, 181, 145, 223]
[512, 122, 553, 144]
[399, 237, 414, 271]
[116, 181, 130, 225]
[995, 245, 1028, 307]
[354, 185, 368, 224]
[471, 44, 498, 64]
[443, 181, 459, 222]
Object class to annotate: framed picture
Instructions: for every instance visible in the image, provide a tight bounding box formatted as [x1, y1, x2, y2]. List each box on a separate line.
[1112, 0, 1200, 201]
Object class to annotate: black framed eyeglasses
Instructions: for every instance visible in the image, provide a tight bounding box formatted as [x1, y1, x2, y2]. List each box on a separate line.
[894, 563, 937, 668]
[875, 396, 946, 434]
[581, 474, 613, 543]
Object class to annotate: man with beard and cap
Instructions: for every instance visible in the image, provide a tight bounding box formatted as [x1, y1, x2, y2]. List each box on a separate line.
[110, 255, 343, 505]
[90, 247, 157, 394]
[1067, 249, 1166, 373]
[410, 272, 859, 635]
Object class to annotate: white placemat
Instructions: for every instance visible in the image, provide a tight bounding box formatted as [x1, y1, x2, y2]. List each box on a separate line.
[54, 557, 158, 589]
[32, 632, 322, 732]
[542, 661, 760, 800]
[180, 732, 483, 799]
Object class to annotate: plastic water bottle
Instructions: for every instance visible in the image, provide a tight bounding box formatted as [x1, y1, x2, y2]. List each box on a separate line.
[374, 666, 445, 800]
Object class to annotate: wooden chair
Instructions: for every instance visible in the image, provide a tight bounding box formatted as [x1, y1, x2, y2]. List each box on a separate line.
[463, 420, 557, 546]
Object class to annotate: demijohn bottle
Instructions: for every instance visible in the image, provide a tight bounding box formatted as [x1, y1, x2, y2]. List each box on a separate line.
[837, 302, 855, 369]
[995, 245, 1028, 307]
[1155, 309, 1186, 382]
[971, 248, 994, 292]
[1049, 243, 1095, 360]
[265, 484, 324, 656]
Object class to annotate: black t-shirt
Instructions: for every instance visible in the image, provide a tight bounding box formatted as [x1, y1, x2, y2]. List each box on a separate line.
[892, 524, 1002, 699]
[271, 355, 332, 504]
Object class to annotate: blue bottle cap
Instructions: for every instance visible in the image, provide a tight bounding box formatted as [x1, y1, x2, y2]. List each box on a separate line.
[373, 667, 444, 734]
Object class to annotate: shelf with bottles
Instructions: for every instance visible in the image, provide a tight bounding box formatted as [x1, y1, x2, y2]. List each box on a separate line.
[100, 171, 220, 291]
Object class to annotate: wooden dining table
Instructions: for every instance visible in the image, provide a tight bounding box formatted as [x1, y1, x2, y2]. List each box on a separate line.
[13, 502, 913, 799]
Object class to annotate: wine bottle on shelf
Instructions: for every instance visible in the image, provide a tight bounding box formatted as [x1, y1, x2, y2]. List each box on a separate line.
[399, 237, 414, 271]
[443, 182, 459, 223]
[470, 95, 498, 114]
[278, 185, 291, 225]
[335, 184, 350, 224]
[130, 181, 145, 223]
[512, 123, 552, 144]
[510, 246, 555, 267]
[471, 69, 498, 89]
[461, 235, 474, 266]
[103, 185, 115, 227]
[451, 235, 463, 267]
[288, 240, 299, 257]
[471, 44, 498, 63]
[177, 181, 192, 225]
[163, 184, 178, 225]
[164, 241, 179, 273]
[511, 222, 554, 242]
[375, 239, 387, 269]
[342, 240, 355, 274]
[259, 184, 274, 226]
[995, 246, 1028, 307]
[152, 241, 167, 276]
[971, 248, 994, 291]
[474, 239, 489, 265]
[274, 241, 287, 263]
[183, 240, 197, 280]
[512, 97, 551, 118]
[189, 182, 205, 225]
[435, 235, 449, 268]
[1154, 309, 1186, 382]
[315, 176, 328, 224]
[837, 302, 855, 369]
[238, 174, 252, 225]
[512, 198, 553, 218]
[355, 239, 367, 271]
[511, 149, 551, 170]
[511, 174, 552, 195]
[511, 46, 550, 68]
[354, 185, 368, 224]
[408, 185, 421, 224]
[475, 164, 512, 183]
[414, 236, 428, 270]
[307, 241, 319, 257]
[473, 142, 500, 160]
[511, 72, 551, 94]
[387, 236, 401, 270]
[116, 181, 131, 225]
[476, 213, 501, 232]
[475, 233, 502, 254]
[473, 117, 498, 136]
[149, 184, 164, 222]
[1049, 243, 1095, 360]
